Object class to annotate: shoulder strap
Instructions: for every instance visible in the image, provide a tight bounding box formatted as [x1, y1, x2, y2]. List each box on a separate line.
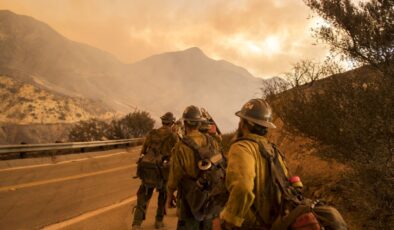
[181, 136, 204, 170]
[182, 136, 202, 157]
[233, 137, 273, 160]
[143, 129, 158, 154]
[158, 131, 176, 155]
[233, 137, 297, 222]
[233, 137, 278, 224]
[181, 134, 214, 160]
[235, 138, 290, 193]
[272, 144, 286, 161]
[180, 135, 208, 179]
[258, 142, 293, 199]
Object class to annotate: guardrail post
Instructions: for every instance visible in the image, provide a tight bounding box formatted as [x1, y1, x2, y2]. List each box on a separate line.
[19, 142, 27, 159]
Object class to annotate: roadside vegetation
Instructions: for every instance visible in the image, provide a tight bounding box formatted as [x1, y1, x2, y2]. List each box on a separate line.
[68, 111, 155, 142]
[255, 0, 393, 228]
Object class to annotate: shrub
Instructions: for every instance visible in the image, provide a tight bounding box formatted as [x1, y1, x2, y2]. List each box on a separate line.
[68, 118, 110, 142]
[68, 110, 155, 141]
[112, 111, 155, 138]
[8, 87, 18, 94]
[270, 67, 394, 228]
[27, 104, 34, 112]
[58, 112, 66, 120]
[106, 119, 126, 139]
[273, 69, 393, 162]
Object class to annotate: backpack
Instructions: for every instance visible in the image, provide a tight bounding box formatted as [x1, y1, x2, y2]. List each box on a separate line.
[137, 129, 175, 187]
[235, 138, 348, 230]
[180, 134, 228, 221]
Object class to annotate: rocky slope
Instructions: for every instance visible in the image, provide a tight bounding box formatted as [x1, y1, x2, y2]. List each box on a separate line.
[0, 75, 114, 124]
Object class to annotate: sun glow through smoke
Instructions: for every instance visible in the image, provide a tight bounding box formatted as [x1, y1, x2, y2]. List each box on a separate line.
[262, 36, 281, 56]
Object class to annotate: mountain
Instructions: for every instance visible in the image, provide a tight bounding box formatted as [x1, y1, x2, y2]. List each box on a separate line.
[0, 10, 124, 98]
[117, 47, 262, 130]
[0, 10, 265, 131]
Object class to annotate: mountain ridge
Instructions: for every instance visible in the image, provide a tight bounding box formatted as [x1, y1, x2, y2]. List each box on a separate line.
[0, 10, 267, 131]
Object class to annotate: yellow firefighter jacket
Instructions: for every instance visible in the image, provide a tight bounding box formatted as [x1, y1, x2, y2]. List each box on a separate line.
[220, 133, 288, 228]
[167, 130, 220, 194]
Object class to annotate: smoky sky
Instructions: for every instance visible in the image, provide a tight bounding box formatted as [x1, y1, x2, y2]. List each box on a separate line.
[0, 0, 329, 78]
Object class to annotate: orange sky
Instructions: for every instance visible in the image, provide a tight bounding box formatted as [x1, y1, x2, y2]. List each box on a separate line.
[0, 0, 329, 78]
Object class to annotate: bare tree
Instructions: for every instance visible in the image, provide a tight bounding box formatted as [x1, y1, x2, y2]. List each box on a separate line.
[284, 61, 310, 87]
[284, 58, 344, 88]
[261, 77, 290, 99]
[321, 55, 346, 76]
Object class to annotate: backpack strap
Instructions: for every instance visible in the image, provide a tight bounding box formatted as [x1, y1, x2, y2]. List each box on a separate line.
[145, 129, 159, 154]
[181, 135, 207, 176]
[159, 131, 176, 157]
[182, 136, 203, 157]
[181, 134, 215, 159]
[234, 138, 292, 197]
[180, 134, 222, 178]
[233, 137, 297, 224]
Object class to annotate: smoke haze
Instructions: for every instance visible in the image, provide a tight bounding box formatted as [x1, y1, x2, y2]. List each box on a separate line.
[0, 0, 328, 78]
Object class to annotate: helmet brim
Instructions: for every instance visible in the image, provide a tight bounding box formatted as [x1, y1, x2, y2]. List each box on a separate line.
[235, 111, 276, 129]
[160, 115, 175, 122]
[183, 118, 205, 122]
[161, 117, 175, 122]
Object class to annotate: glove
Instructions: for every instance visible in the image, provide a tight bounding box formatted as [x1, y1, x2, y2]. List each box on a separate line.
[166, 192, 176, 209]
[221, 221, 238, 230]
[212, 217, 222, 230]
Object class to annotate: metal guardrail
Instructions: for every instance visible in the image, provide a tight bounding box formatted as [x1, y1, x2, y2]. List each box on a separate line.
[0, 138, 145, 155]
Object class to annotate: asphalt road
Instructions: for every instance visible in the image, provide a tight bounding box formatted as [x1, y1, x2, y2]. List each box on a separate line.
[0, 148, 178, 230]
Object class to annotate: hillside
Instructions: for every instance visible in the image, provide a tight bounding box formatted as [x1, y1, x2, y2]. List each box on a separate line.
[0, 10, 264, 131]
[268, 65, 393, 229]
[0, 75, 114, 124]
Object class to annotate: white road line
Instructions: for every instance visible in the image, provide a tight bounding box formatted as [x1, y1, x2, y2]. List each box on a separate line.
[42, 196, 137, 230]
[0, 164, 137, 192]
[0, 148, 140, 172]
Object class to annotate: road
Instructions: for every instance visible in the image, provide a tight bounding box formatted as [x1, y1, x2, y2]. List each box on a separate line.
[0, 148, 178, 230]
